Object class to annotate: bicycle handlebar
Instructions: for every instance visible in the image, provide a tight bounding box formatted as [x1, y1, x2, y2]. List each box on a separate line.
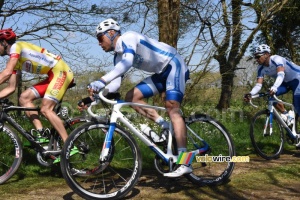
[249, 92, 294, 109]
[87, 89, 117, 118]
[99, 89, 118, 105]
[249, 93, 267, 108]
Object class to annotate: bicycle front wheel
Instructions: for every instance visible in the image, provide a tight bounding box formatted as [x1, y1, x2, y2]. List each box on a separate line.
[60, 122, 142, 200]
[0, 125, 23, 184]
[184, 114, 235, 186]
[250, 110, 284, 160]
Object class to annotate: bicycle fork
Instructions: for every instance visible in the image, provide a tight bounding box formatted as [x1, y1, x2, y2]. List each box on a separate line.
[99, 123, 115, 162]
[264, 103, 277, 136]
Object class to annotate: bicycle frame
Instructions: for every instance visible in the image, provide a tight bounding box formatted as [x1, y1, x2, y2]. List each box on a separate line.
[251, 93, 299, 140]
[0, 105, 46, 152]
[88, 90, 209, 166]
[0, 99, 71, 154]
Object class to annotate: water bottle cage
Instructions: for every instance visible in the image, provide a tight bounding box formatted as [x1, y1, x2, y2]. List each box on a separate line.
[148, 130, 157, 143]
[149, 130, 166, 144]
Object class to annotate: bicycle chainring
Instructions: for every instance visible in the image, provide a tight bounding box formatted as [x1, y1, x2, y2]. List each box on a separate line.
[285, 133, 295, 145]
[154, 155, 171, 174]
[36, 151, 54, 167]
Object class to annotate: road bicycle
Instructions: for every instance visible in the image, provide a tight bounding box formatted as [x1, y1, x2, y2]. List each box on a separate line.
[60, 89, 236, 200]
[249, 92, 300, 160]
[0, 84, 90, 184]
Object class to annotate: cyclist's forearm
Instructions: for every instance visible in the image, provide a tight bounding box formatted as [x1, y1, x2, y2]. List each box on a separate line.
[271, 71, 285, 91]
[0, 73, 17, 98]
[250, 83, 262, 95]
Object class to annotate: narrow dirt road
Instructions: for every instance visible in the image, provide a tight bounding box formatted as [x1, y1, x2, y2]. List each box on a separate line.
[1, 153, 300, 200]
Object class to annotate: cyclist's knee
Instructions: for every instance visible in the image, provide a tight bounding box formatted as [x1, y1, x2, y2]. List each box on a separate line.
[125, 88, 144, 102]
[40, 99, 56, 116]
[19, 90, 34, 106]
[40, 106, 55, 118]
[165, 100, 181, 114]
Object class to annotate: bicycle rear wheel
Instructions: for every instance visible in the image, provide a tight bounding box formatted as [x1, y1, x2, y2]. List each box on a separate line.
[60, 122, 142, 200]
[184, 114, 235, 186]
[0, 125, 23, 184]
[250, 110, 284, 160]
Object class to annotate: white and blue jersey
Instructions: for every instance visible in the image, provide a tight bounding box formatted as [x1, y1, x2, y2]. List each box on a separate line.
[102, 31, 189, 103]
[257, 55, 300, 83]
[256, 55, 300, 113]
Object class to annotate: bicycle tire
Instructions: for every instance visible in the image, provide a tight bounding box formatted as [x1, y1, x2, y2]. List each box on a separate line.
[60, 121, 142, 200]
[0, 125, 23, 184]
[184, 114, 235, 186]
[250, 109, 284, 160]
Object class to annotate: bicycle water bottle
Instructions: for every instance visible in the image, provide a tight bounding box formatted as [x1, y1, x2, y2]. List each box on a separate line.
[287, 110, 294, 126]
[140, 124, 166, 143]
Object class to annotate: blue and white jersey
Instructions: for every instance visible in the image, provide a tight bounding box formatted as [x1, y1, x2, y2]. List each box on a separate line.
[102, 31, 177, 83]
[257, 55, 300, 82]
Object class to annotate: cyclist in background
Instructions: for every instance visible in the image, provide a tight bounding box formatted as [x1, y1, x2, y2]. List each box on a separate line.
[244, 44, 300, 146]
[0, 28, 77, 160]
[86, 18, 190, 177]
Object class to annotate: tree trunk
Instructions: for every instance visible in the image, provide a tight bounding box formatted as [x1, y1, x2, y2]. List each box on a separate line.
[216, 64, 234, 110]
[157, 0, 180, 47]
[156, 0, 180, 105]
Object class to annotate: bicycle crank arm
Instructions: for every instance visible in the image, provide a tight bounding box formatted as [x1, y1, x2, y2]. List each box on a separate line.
[43, 150, 61, 156]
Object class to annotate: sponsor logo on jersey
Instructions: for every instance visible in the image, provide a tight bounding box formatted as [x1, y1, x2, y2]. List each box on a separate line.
[133, 54, 143, 68]
[50, 89, 59, 96]
[53, 71, 67, 90]
[29, 53, 54, 65]
[36, 65, 42, 74]
[23, 60, 33, 72]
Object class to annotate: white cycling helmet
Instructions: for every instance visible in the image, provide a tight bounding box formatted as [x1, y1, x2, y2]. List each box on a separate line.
[96, 18, 120, 37]
[254, 44, 271, 55]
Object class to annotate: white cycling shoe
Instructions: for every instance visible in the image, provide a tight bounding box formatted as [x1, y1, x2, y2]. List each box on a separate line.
[164, 165, 193, 177]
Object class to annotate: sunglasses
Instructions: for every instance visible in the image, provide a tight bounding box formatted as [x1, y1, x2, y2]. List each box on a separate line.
[97, 32, 106, 43]
[254, 54, 264, 59]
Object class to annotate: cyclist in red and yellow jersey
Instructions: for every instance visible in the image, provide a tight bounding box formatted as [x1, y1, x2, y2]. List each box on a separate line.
[0, 28, 74, 149]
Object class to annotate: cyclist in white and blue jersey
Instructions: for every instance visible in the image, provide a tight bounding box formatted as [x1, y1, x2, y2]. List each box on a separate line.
[87, 18, 190, 177]
[245, 44, 300, 136]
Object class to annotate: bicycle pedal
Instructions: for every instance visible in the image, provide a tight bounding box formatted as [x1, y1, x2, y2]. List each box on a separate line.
[35, 138, 50, 143]
[43, 150, 61, 156]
